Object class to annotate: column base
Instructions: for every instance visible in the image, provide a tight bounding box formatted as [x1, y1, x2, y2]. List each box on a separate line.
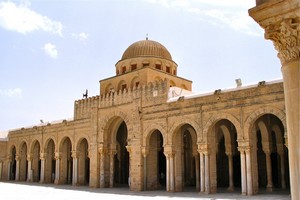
[266, 185, 273, 192]
[227, 186, 234, 192]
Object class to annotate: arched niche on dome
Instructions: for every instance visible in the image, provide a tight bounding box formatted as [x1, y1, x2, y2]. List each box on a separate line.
[142, 60, 150, 68]
[155, 61, 162, 70]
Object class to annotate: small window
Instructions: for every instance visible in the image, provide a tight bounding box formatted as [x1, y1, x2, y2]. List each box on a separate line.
[131, 64, 137, 71]
[155, 64, 161, 70]
[117, 69, 119, 75]
[143, 63, 149, 67]
[166, 66, 170, 73]
[122, 66, 126, 74]
[135, 82, 140, 87]
[173, 70, 176, 75]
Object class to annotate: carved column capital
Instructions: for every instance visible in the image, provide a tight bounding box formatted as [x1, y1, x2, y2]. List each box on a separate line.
[40, 153, 47, 160]
[141, 147, 149, 157]
[54, 152, 61, 160]
[71, 151, 79, 159]
[27, 154, 33, 161]
[197, 143, 209, 154]
[15, 155, 20, 161]
[265, 18, 300, 65]
[98, 147, 107, 155]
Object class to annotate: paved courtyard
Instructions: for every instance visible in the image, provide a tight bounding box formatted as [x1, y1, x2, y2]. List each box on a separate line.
[0, 182, 290, 200]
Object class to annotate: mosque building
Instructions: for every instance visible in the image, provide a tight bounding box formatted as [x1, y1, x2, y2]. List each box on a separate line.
[0, 37, 288, 196]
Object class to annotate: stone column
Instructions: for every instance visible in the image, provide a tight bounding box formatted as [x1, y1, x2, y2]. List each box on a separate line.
[0, 161, 3, 180]
[164, 149, 174, 192]
[204, 152, 210, 194]
[98, 147, 106, 188]
[54, 152, 61, 184]
[15, 155, 20, 181]
[245, 149, 253, 195]
[279, 152, 286, 189]
[40, 153, 46, 183]
[226, 152, 234, 192]
[109, 150, 116, 188]
[170, 153, 175, 192]
[249, 1, 300, 199]
[240, 150, 247, 195]
[142, 148, 148, 191]
[72, 151, 78, 186]
[165, 153, 170, 191]
[195, 155, 200, 191]
[7, 156, 11, 181]
[200, 152, 205, 193]
[264, 151, 273, 191]
[27, 154, 32, 182]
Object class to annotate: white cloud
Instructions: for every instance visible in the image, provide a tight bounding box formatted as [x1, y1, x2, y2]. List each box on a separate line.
[43, 43, 58, 59]
[145, 0, 261, 36]
[71, 32, 89, 42]
[0, 88, 22, 98]
[0, 1, 63, 36]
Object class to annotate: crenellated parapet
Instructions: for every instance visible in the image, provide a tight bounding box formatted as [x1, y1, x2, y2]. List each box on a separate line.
[74, 78, 170, 120]
[74, 95, 100, 120]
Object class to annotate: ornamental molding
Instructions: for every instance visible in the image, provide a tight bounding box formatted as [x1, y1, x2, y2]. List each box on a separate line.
[265, 18, 300, 64]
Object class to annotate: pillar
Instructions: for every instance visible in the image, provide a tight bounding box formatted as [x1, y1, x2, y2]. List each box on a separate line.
[15, 155, 20, 181]
[109, 150, 116, 188]
[72, 151, 78, 186]
[0, 161, 3, 180]
[245, 149, 253, 195]
[226, 153, 234, 192]
[54, 152, 61, 184]
[164, 149, 174, 192]
[264, 151, 273, 191]
[40, 153, 46, 183]
[142, 148, 148, 191]
[249, 1, 300, 199]
[195, 154, 200, 191]
[170, 153, 175, 192]
[165, 154, 170, 191]
[98, 148, 106, 188]
[204, 152, 210, 194]
[27, 154, 32, 182]
[240, 150, 247, 195]
[279, 152, 286, 189]
[7, 156, 11, 181]
[200, 152, 205, 193]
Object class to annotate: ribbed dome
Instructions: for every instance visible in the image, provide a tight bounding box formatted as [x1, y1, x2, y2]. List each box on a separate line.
[121, 39, 172, 61]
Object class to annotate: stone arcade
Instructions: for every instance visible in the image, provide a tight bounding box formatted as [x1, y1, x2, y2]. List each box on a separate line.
[0, 1, 298, 198]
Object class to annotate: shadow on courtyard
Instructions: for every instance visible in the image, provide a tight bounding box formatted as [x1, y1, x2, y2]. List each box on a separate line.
[2, 181, 291, 200]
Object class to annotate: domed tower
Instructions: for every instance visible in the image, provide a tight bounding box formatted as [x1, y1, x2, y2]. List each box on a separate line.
[100, 38, 192, 95]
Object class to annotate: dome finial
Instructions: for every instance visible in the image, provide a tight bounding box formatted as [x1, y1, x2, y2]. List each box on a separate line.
[146, 33, 148, 40]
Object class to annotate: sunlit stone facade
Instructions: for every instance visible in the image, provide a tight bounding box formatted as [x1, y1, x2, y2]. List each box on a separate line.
[0, 36, 291, 196]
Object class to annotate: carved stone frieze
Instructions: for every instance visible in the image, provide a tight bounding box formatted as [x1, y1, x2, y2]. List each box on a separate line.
[265, 18, 300, 64]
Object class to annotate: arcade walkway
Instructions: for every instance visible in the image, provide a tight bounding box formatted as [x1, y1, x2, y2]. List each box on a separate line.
[0, 182, 290, 200]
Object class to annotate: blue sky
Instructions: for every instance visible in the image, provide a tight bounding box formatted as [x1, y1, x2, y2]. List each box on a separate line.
[0, 0, 281, 131]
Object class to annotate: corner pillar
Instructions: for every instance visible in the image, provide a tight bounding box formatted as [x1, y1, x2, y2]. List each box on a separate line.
[249, 1, 300, 199]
